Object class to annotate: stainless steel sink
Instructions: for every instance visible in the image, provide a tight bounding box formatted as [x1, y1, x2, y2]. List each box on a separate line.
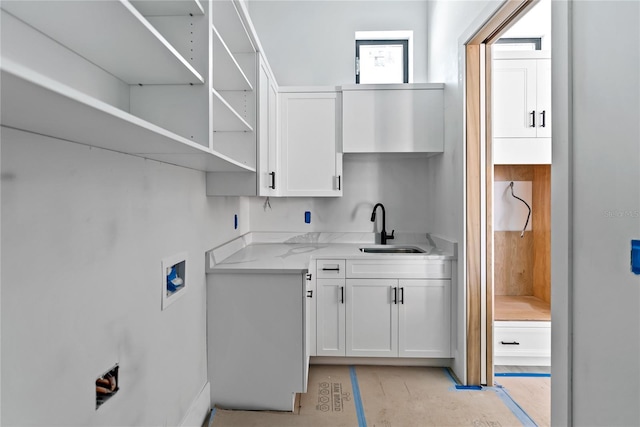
[359, 246, 425, 254]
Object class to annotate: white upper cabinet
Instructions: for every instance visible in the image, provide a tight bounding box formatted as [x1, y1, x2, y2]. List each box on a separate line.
[342, 84, 444, 154]
[257, 55, 279, 196]
[279, 89, 343, 197]
[493, 51, 551, 164]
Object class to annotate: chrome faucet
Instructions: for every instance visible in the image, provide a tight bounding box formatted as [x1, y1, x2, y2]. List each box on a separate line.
[370, 203, 395, 245]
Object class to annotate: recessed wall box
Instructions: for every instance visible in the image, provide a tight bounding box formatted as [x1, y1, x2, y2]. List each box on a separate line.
[162, 252, 188, 309]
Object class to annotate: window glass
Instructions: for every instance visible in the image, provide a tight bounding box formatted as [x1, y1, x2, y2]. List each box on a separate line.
[356, 38, 409, 84]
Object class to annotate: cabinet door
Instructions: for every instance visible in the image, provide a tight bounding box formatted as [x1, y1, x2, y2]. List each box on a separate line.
[304, 273, 316, 391]
[536, 58, 551, 138]
[398, 279, 451, 358]
[316, 279, 345, 356]
[493, 59, 537, 138]
[342, 88, 444, 153]
[279, 92, 342, 197]
[257, 56, 278, 196]
[346, 279, 398, 357]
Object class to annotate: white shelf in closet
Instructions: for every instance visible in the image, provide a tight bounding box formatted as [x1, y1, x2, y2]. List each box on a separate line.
[211, 0, 256, 53]
[130, 0, 204, 16]
[211, 90, 254, 132]
[211, 25, 253, 91]
[1, 0, 203, 85]
[0, 60, 255, 173]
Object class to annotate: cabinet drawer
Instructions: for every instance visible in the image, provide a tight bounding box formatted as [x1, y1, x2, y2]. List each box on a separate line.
[346, 260, 451, 279]
[494, 321, 550, 358]
[316, 259, 346, 279]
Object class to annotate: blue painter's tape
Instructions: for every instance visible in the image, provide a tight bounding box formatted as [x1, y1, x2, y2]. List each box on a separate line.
[349, 366, 367, 427]
[442, 367, 458, 385]
[495, 372, 550, 378]
[455, 385, 483, 390]
[305, 211, 311, 224]
[632, 240, 640, 275]
[207, 408, 216, 427]
[493, 386, 538, 426]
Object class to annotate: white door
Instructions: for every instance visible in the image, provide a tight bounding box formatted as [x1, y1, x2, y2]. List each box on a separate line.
[316, 279, 345, 356]
[493, 59, 537, 138]
[346, 279, 398, 357]
[398, 279, 451, 358]
[279, 91, 342, 197]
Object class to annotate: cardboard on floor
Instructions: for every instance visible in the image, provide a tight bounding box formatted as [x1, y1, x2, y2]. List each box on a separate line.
[210, 365, 533, 427]
[496, 376, 551, 427]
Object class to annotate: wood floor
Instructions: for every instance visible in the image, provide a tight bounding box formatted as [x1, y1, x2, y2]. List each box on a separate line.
[207, 365, 550, 427]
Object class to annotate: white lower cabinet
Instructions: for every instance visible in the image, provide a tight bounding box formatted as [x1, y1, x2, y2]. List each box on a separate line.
[494, 321, 551, 366]
[316, 278, 346, 356]
[398, 280, 451, 358]
[346, 279, 398, 357]
[315, 259, 452, 359]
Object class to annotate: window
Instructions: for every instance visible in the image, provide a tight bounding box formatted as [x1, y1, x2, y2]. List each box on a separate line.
[355, 31, 412, 84]
[493, 37, 542, 51]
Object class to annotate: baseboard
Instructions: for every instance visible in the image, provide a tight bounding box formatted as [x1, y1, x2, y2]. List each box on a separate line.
[179, 382, 211, 427]
[310, 356, 452, 367]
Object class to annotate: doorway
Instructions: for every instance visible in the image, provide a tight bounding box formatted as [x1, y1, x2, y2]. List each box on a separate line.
[464, 0, 552, 394]
[491, 0, 552, 378]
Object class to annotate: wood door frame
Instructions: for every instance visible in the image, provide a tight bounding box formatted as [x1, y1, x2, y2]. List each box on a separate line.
[465, 0, 537, 386]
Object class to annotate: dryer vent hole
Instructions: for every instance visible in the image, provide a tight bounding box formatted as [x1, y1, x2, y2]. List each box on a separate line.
[96, 364, 119, 410]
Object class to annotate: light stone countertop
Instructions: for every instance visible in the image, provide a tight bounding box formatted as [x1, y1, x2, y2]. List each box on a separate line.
[206, 232, 457, 274]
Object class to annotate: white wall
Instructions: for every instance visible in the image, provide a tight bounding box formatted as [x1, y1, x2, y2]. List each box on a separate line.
[426, 0, 501, 383]
[501, 0, 551, 50]
[245, 1, 433, 234]
[564, 1, 640, 424]
[250, 156, 430, 233]
[0, 128, 248, 426]
[246, 0, 429, 86]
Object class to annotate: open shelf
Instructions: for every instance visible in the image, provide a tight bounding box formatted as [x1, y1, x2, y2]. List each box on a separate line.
[1, 60, 254, 173]
[211, 90, 254, 132]
[495, 295, 550, 321]
[212, 0, 255, 54]
[130, 0, 204, 16]
[1, 0, 203, 85]
[212, 25, 253, 91]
